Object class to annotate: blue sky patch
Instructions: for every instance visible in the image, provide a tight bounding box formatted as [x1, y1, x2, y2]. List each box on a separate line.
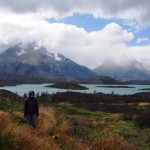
[47, 13, 150, 46]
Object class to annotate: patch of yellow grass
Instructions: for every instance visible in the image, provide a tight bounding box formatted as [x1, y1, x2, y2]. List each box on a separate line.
[38, 107, 57, 131]
[12, 111, 23, 117]
[0, 111, 10, 133]
[128, 102, 150, 107]
[12, 125, 59, 150]
[138, 102, 149, 107]
[128, 102, 138, 106]
[110, 113, 121, 119]
[38, 107, 70, 135]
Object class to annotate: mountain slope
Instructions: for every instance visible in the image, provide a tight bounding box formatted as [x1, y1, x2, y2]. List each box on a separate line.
[93, 59, 150, 80]
[77, 76, 124, 84]
[0, 42, 96, 82]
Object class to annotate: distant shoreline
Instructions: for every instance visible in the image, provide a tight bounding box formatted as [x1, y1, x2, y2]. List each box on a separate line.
[96, 86, 135, 88]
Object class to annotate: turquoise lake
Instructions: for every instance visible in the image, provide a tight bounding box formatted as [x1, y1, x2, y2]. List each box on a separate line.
[0, 84, 150, 96]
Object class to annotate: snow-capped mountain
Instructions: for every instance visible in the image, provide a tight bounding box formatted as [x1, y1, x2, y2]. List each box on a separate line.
[93, 59, 150, 80]
[0, 42, 96, 82]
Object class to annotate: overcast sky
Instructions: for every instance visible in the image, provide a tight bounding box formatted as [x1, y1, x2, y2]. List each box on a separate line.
[0, 0, 150, 68]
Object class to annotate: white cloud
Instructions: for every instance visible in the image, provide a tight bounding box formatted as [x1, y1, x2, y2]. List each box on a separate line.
[0, 0, 150, 24]
[0, 1, 150, 68]
[0, 12, 140, 68]
[136, 38, 148, 43]
[128, 45, 150, 62]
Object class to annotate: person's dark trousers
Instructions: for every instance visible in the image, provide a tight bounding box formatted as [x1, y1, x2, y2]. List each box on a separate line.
[26, 114, 37, 128]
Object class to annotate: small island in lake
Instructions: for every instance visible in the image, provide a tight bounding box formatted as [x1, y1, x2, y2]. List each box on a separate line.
[96, 85, 135, 88]
[139, 88, 150, 91]
[45, 83, 88, 90]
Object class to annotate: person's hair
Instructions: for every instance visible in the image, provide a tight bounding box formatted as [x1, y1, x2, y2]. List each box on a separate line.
[28, 91, 35, 97]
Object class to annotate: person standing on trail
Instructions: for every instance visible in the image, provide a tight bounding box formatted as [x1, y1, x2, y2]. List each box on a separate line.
[24, 91, 39, 128]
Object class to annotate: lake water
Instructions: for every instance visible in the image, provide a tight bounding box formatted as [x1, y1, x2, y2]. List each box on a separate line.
[0, 83, 150, 96]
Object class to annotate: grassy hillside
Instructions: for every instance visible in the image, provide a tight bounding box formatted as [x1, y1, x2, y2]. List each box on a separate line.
[0, 90, 150, 149]
[38, 91, 150, 149]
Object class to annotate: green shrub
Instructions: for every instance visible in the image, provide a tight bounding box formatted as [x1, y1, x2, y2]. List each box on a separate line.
[136, 111, 150, 128]
[0, 98, 22, 111]
[0, 134, 14, 150]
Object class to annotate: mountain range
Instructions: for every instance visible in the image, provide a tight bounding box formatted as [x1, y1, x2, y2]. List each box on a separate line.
[93, 59, 150, 80]
[0, 42, 150, 85]
[0, 42, 96, 84]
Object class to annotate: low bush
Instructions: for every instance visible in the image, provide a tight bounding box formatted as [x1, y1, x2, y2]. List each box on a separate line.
[136, 111, 150, 128]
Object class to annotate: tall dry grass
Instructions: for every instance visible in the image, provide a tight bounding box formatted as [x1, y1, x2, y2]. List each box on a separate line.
[0, 108, 60, 150]
[38, 107, 57, 131]
[0, 95, 98, 150]
[0, 107, 87, 150]
[0, 111, 11, 133]
[38, 107, 71, 135]
[12, 125, 59, 150]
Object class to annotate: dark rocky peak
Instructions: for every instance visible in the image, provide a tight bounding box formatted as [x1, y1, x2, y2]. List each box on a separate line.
[57, 53, 68, 61]
[24, 42, 47, 54]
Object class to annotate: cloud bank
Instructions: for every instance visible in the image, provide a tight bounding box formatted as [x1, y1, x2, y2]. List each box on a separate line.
[0, 0, 150, 68]
[0, 0, 150, 23]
